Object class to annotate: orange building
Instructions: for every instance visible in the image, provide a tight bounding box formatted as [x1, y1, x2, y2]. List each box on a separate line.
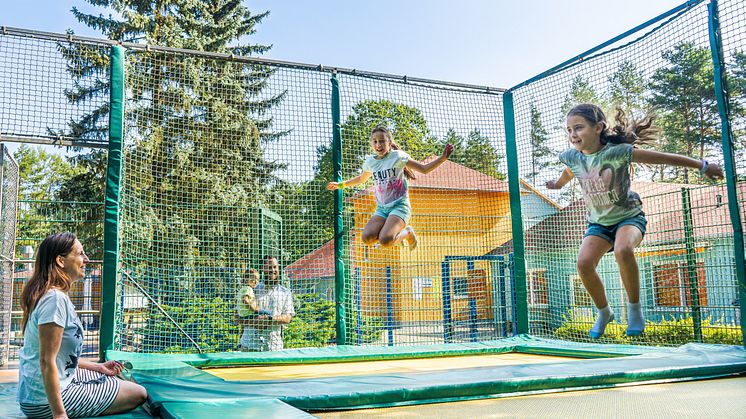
[286, 158, 559, 325]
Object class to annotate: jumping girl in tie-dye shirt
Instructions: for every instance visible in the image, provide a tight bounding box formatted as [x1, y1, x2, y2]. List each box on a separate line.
[546, 103, 723, 339]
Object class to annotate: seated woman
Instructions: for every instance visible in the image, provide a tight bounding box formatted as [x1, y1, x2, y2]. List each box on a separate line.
[17, 232, 147, 419]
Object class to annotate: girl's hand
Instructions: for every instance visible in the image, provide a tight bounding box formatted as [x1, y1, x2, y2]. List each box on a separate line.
[704, 163, 724, 180]
[442, 144, 454, 159]
[546, 180, 560, 189]
[53, 413, 69, 419]
[327, 182, 340, 191]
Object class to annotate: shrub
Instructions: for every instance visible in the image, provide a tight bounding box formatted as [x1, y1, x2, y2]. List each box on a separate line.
[554, 313, 742, 346]
[284, 293, 384, 348]
[140, 297, 240, 353]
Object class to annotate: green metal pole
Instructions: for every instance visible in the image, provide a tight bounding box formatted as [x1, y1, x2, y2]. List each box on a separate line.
[503, 91, 529, 335]
[331, 73, 346, 345]
[100, 45, 125, 360]
[708, 0, 746, 347]
[681, 188, 702, 342]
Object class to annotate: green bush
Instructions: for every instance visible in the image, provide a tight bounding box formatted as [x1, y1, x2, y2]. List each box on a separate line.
[284, 293, 384, 348]
[284, 294, 336, 348]
[554, 313, 743, 346]
[140, 297, 240, 353]
[135, 293, 393, 352]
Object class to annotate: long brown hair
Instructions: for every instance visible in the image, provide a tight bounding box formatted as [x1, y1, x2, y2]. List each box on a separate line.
[567, 104, 660, 147]
[371, 125, 416, 180]
[21, 232, 77, 331]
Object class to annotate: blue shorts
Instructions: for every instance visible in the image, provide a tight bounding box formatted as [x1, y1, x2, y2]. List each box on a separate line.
[374, 199, 412, 224]
[584, 213, 647, 245]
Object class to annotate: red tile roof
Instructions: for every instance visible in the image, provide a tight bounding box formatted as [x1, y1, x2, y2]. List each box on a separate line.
[285, 240, 335, 280]
[408, 156, 509, 192]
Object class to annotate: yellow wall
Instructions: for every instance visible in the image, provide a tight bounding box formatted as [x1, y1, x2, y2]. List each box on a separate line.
[350, 188, 513, 323]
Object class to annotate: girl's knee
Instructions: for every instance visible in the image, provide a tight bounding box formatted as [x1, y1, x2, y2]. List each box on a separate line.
[136, 384, 148, 403]
[614, 245, 635, 261]
[378, 235, 395, 247]
[378, 234, 396, 247]
[361, 232, 378, 244]
[576, 257, 596, 274]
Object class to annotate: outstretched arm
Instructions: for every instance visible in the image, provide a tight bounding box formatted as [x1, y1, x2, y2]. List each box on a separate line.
[327, 171, 372, 190]
[632, 149, 724, 180]
[546, 167, 575, 189]
[406, 144, 454, 174]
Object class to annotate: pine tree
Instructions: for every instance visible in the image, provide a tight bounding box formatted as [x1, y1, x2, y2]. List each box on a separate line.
[60, 1, 284, 322]
[649, 42, 719, 184]
[607, 61, 646, 116]
[528, 102, 557, 186]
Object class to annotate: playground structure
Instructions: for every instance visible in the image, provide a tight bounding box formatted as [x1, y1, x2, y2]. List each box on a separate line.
[0, 0, 745, 417]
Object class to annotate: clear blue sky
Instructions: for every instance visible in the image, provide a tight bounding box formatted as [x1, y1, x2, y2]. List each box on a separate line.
[4, 0, 686, 88]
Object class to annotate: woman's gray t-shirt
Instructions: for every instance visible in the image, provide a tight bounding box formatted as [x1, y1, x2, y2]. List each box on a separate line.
[17, 289, 84, 404]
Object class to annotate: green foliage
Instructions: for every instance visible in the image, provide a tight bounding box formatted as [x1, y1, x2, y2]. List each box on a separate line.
[141, 297, 241, 354]
[607, 60, 647, 114]
[284, 294, 336, 348]
[649, 42, 718, 184]
[560, 76, 607, 121]
[64, 0, 286, 304]
[554, 314, 742, 346]
[284, 294, 383, 348]
[13, 144, 83, 201]
[13, 145, 104, 258]
[268, 182, 332, 263]
[443, 128, 505, 180]
[528, 103, 559, 186]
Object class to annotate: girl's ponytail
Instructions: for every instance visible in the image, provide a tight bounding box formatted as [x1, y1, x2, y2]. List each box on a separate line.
[605, 108, 660, 147]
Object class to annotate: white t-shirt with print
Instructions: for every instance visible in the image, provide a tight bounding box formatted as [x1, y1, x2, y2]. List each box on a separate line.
[17, 289, 84, 404]
[362, 150, 410, 207]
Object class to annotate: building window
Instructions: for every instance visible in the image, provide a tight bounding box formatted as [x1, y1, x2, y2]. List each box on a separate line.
[570, 274, 592, 307]
[653, 261, 708, 307]
[528, 269, 548, 306]
[452, 276, 468, 299]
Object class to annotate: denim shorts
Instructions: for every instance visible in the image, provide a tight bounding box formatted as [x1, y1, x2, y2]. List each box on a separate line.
[374, 199, 412, 224]
[584, 212, 647, 245]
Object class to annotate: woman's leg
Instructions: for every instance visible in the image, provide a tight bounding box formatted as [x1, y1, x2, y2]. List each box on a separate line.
[361, 215, 386, 245]
[614, 225, 645, 335]
[377, 215, 408, 247]
[101, 380, 148, 415]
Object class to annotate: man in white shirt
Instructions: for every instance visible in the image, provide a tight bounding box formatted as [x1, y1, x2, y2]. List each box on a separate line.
[238, 256, 295, 351]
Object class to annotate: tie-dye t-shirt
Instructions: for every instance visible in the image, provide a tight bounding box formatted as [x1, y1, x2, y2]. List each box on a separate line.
[559, 143, 642, 226]
[362, 150, 410, 207]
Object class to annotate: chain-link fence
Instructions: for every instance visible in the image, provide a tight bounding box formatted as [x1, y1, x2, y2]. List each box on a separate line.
[0, 144, 19, 365]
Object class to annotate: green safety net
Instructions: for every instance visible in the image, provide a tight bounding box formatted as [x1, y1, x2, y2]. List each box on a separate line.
[0, 0, 743, 360]
[508, 0, 745, 347]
